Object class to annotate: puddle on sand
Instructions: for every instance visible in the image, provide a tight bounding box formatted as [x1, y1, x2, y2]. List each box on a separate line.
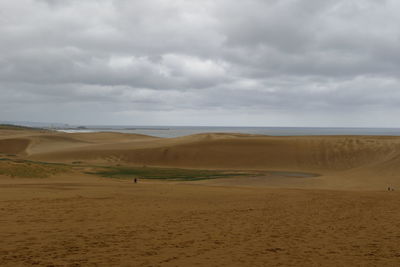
[265, 171, 318, 178]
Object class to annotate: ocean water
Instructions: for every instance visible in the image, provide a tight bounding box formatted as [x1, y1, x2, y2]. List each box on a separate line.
[57, 126, 400, 138]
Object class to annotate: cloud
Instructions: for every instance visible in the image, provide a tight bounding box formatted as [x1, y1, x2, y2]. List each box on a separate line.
[1, 0, 400, 126]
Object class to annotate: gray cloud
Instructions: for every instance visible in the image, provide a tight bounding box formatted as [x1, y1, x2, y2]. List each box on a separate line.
[1, 0, 400, 126]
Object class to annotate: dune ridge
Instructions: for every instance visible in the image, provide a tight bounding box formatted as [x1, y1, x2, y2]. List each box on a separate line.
[2, 129, 400, 266]
[26, 133, 400, 171]
[2, 129, 400, 189]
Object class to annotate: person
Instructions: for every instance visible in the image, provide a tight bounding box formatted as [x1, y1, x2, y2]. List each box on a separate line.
[134, 178, 137, 183]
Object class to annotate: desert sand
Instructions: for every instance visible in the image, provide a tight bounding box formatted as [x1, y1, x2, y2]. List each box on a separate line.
[1, 127, 400, 266]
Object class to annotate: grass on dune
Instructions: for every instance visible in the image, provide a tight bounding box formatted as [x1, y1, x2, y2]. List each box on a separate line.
[0, 157, 315, 181]
[89, 166, 250, 181]
[0, 157, 247, 180]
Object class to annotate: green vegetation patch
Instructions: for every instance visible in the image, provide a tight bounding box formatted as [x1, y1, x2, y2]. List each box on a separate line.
[90, 166, 249, 181]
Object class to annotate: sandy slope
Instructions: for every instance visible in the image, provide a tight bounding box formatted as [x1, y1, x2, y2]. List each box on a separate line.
[1, 174, 400, 266]
[29, 133, 400, 173]
[2, 128, 400, 266]
[2, 129, 400, 190]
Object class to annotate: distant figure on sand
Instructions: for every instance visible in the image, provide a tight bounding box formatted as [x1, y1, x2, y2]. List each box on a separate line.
[134, 178, 138, 184]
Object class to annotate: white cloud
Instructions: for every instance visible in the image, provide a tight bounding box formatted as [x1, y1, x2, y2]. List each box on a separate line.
[1, 0, 400, 126]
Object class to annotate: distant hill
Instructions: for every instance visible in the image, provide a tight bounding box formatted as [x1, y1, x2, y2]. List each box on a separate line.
[0, 124, 44, 131]
[0, 121, 69, 128]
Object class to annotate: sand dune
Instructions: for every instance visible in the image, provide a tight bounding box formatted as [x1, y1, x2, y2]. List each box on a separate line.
[2, 129, 400, 189]
[115, 135, 400, 171]
[26, 133, 398, 169]
[7, 131, 396, 189]
[0, 138, 31, 155]
[2, 129, 400, 265]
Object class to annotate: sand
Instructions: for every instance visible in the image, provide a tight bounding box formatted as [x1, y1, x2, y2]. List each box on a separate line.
[1, 128, 400, 266]
[3, 129, 400, 189]
[1, 174, 400, 266]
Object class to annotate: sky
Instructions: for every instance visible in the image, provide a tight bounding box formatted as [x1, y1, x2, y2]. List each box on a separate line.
[1, 0, 400, 127]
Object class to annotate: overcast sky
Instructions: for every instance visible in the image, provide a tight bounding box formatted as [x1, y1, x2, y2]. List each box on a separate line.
[1, 0, 400, 127]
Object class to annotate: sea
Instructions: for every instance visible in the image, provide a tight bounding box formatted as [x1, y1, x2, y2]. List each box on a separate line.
[56, 126, 400, 138]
